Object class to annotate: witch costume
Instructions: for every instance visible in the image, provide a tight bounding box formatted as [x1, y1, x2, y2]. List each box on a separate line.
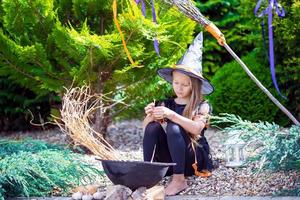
[143, 32, 214, 177]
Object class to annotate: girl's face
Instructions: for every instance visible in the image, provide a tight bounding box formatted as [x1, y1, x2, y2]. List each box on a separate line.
[172, 70, 192, 99]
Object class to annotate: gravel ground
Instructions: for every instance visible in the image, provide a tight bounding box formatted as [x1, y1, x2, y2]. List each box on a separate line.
[104, 120, 300, 196]
[3, 120, 300, 196]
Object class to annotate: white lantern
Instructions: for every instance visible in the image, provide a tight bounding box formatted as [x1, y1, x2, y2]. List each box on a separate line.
[224, 130, 246, 167]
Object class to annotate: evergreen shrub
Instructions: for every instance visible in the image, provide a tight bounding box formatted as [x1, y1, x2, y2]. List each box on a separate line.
[0, 139, 103, 198]
[209, 51, 290, 125]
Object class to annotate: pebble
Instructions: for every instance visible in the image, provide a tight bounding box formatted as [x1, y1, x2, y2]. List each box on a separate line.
[81, 194, 93, 200]
[71, 192, 83, 200]
[93, 191, 105, 200]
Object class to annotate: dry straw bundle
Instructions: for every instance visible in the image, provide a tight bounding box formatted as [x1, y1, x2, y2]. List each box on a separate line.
[54, 85, 122, 160]
[163, 0, 210, 26]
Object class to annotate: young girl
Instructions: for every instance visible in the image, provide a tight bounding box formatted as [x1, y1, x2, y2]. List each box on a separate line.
[142, 32, 214, 196]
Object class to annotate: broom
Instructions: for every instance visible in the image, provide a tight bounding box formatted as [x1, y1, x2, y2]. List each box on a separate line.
[54, 85, 121, 160]
[164, 0, 299, 126]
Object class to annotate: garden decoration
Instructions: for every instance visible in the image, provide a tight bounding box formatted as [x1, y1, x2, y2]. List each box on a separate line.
[163, 0, 299, 126]
[224, 130, 246, 167]
[56, 86, 175, 190]
[113, 0, 160, 67]
[113, 0, 137, 66]
[254, 0, 286, 100]
[135, 0, 160, 56]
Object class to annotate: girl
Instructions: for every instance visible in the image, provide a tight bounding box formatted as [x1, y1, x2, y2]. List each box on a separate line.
[142, 32, 214, 196]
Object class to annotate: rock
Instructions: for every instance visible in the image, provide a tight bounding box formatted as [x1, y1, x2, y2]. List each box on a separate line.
[72, 191, 83, 200]
[131, 187, 147, 200]
[72, 184, 99, 195]
[86, 184, 99, 194]
[105, 185, 132, 200]
[146, 186, 164, 200]
[82, 194, 93, 200]
[93, 191, 106, 200]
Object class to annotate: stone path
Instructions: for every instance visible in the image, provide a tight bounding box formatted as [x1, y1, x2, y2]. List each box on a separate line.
[7, 196, 300, 200]
[167, 196, 300, 200]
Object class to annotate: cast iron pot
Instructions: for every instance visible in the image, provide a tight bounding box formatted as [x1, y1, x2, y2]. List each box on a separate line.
[98, 159, 176, 190]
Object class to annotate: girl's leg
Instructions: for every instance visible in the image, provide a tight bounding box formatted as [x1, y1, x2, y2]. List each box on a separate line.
[143, 121, 166, 161]
[165, 122, 188, 195]
[143, 121, 175, 176]
[166, 122, 186, 174]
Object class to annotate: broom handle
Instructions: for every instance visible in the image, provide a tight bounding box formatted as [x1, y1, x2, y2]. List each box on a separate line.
[224, 43, 299, 126]
[204, 22, 299, 126]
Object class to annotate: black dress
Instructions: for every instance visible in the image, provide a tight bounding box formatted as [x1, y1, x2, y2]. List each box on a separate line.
[143, 98, 213, 176]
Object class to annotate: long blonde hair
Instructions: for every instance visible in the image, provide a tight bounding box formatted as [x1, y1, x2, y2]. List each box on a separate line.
[182, 77, 203, 140]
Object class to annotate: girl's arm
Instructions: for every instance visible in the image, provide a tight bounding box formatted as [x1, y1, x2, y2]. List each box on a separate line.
[153, 103, 210, 135]
[169, 112, 208, 135]
[142, 101, 157, 131]
[142, 114, 154, 130]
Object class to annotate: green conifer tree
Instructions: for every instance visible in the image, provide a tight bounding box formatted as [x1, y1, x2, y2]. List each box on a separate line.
[0, 0, 195, 133]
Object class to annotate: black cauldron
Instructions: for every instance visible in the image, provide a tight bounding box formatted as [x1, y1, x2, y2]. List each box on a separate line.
[98, 159, 176, 190]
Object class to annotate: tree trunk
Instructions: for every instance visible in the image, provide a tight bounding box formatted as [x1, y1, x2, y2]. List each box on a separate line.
[92, 18, 113, 139]
[93, 69, 112, 139]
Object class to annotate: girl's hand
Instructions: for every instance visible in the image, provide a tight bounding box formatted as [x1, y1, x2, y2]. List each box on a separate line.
[152, 106, 175, 120]
[144, 102, 155, 115]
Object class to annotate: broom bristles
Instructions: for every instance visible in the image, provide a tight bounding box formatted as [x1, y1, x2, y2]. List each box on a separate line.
[164, 0, 210, 26]
[55, 85, 122, 161]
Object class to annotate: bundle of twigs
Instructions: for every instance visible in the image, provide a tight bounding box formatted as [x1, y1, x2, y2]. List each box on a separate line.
[164, 0, 210, 26]
[164, 0, 226, 46]
[54, 85, 121, 160]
